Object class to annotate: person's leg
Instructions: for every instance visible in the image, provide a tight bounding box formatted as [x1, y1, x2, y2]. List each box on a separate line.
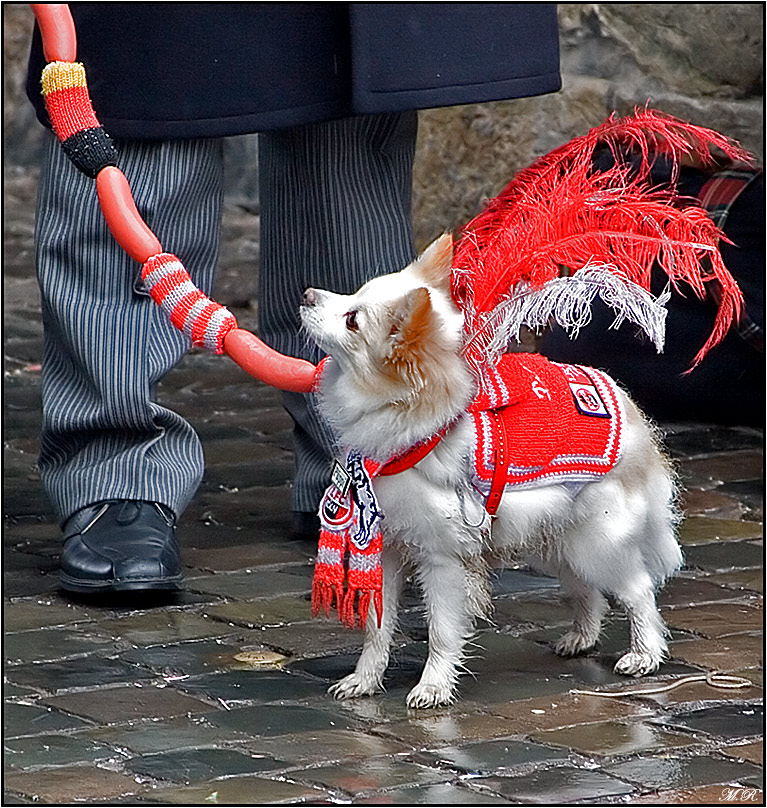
[258, 112, 418, 525]
[36, 133, 223, 588]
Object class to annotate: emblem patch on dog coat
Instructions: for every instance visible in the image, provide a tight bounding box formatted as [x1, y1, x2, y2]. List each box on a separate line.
[469, 353, 624, 495]
[561, 364, 611, 418]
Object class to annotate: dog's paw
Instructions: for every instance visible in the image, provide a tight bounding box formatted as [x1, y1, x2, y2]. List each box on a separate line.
[555, 630, 597, 658]
[613, 651, 662, 677]
[406, 681, 456, 709]
[328, 672, 381, 700]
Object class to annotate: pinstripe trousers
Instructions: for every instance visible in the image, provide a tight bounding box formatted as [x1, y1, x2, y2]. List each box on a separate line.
[35, 112, 417, 522]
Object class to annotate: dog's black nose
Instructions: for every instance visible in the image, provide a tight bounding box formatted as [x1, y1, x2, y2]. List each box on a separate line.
[302, 288, 318, 307]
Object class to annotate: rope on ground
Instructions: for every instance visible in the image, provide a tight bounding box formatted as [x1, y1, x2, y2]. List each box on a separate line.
[570, 671, 754, 698]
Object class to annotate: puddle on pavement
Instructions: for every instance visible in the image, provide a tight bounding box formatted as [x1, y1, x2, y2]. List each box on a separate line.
[678, 516, 763, 545]
[656, 703, 763, 740]
[202, 595, 316, 630]
[3, 598, 96, 633]
[531, 719, 694, 756]
[252, 728, 409, 766]
[85, 715, 227, 755]
[139, 775, 319, 806]
[354, 782, 512, 805]
[91, 611, 233, 647]
[477, 767, 634, 803]
[186, 569, 311, 600]
[683, 540, 763, 573]
[40, 682, 211, 725]
[178, 669, 325, 703]
[119, 637, 253, 677]
[124, 746, 287, 784]
[423, 737, 568, 774]
[204, 702, 356, 738]
[255, 620, 364, 658]
[4, 733, 117, 770]
[663, 602, 763, 638]
[3, 625, 117, 665]
[288, 756, 447, 795]
[5, 655, 153, 694]
[606, 753, 764, 791]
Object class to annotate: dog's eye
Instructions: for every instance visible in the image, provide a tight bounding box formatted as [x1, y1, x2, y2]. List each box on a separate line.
[345, 310, 359, 331]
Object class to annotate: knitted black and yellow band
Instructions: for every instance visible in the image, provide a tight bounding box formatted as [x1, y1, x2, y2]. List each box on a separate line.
[41, 61, 118, 178]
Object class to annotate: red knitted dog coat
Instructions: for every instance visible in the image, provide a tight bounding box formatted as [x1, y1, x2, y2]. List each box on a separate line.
[470, 353, 624, 505]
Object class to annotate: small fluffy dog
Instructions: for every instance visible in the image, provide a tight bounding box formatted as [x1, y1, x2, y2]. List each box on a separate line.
[300, 234, 682, 709]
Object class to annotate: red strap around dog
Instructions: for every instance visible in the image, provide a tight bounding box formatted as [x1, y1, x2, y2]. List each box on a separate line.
[485, 410, 508, 516]
[378, 427, 451, 476]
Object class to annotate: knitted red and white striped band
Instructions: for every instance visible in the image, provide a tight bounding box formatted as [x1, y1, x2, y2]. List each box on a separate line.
[141, 253, 238, 354]
[40, 61, 237, 356]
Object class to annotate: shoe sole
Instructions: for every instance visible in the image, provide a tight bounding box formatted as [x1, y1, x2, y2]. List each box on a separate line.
[59, 572, 183, 594]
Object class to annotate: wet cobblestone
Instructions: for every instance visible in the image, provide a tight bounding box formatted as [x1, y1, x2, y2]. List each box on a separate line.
[3, 192, 763, 805]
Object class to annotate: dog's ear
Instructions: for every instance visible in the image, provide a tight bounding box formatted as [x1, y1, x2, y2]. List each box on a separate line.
[410, 233, 453, 294]
[389, 287, 434, 351]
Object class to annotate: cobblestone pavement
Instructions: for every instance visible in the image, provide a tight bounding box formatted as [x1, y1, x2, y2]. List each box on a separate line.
[3, 176, 764, 805]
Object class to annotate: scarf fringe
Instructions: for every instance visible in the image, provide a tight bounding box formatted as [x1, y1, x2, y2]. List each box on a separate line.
[341, 587, 384, 630]
[312, 527, 384, 630]
[312, 578, 383, 630]
[311, 576, 340, 619]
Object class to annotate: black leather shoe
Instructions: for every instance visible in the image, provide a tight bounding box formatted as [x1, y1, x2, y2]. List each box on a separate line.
[59, 500, 183, 593]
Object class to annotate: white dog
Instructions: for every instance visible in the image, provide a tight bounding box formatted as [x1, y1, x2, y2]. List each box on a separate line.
[300, 234, 682, 709]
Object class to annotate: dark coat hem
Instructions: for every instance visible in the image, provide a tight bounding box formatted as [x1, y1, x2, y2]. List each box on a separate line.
[353, 72, 562, 115]
[52, 100, 356, 141]
[31, 71, 563, 141]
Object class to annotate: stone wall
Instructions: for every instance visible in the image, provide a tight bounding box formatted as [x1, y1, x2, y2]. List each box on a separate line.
[5, 3, 763, 254]
[412, 3, 763, 247]
[3, 5, 41, 166]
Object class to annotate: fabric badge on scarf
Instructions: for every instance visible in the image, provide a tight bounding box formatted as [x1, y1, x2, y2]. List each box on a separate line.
[312, 451, 384, 629]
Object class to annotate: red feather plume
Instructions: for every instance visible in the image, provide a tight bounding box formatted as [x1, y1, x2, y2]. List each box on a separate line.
[452, 108, 753, 374]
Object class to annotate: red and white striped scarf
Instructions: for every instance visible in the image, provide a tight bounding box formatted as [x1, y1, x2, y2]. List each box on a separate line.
[311, 452, 385, 629]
